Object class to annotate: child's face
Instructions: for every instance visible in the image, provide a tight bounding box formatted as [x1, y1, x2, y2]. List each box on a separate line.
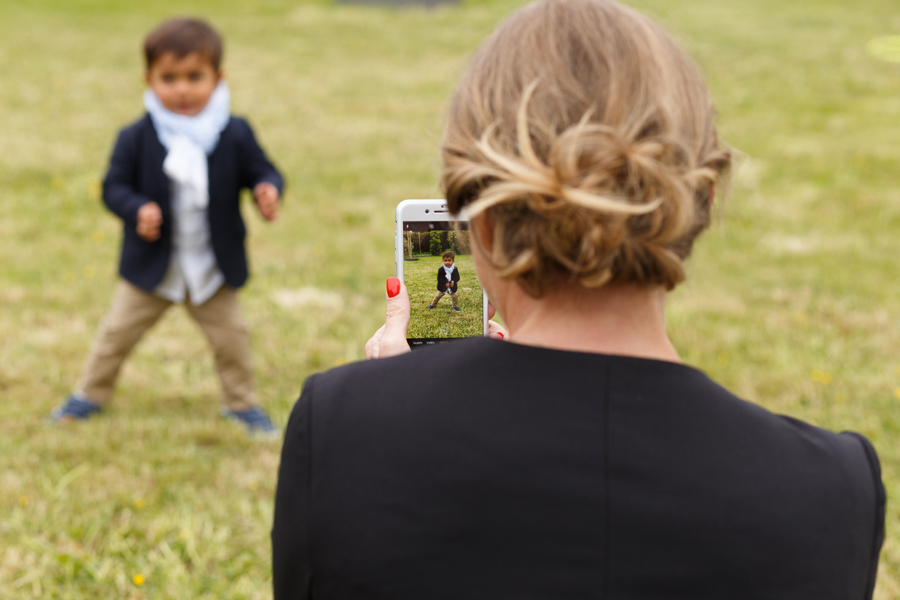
[443, 256, 454, 268]
[145, 52, 221, 116]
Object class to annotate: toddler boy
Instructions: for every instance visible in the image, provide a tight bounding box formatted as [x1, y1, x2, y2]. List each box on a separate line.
[427, 251, 461, 312]
[50, 18, 283, 436]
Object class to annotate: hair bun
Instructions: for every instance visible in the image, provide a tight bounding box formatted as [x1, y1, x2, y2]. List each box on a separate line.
[441, 0, 731, 296]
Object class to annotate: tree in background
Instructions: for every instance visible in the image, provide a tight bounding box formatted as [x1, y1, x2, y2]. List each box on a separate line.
[430, 231, 442, 255]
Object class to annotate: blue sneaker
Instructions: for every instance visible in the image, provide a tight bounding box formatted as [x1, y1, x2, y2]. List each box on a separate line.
[222, 407, 280, 439]
[49, 394, 102, 422]
[453, 307, 461, 312]
[427, 305, 435, 309]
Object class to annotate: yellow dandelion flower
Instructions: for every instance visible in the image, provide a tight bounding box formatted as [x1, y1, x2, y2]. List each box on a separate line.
[19, 496, 28, 507]
[83, 266, 96, 279]
[334, 357, 347, 367]
[51, 176, 65, 191]
[794, 310, 807, 323]
[134, 498, 145, 509]
[132, 574, 145, 587]
[716, 353, 729, 366]
[92, 229, 106, 243]
[894, 387, 900, 400]
[810, 369, 833, 385]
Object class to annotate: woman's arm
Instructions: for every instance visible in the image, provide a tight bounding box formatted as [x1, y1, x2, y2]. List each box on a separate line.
[272, 381, 315, 599]
[844, 432, 886, 600]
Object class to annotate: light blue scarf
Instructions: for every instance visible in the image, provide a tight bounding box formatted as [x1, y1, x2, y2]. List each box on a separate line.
[443, 264, 455, 285]
[144, 83, 231, 210]
[143, 82, 231, 154]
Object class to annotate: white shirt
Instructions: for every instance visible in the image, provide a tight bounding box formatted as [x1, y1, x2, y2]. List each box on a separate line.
[153, 136, 225, 305]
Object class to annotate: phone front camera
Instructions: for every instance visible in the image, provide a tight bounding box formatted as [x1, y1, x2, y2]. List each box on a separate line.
[425, 209, 430, 213]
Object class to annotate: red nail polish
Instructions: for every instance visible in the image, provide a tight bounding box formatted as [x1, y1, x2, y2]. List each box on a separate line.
[497, 332, 504, 339]
[386, 277, 401, 298]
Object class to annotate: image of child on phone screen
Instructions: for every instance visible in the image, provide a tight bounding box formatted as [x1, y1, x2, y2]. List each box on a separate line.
[427, 251, 461, 312]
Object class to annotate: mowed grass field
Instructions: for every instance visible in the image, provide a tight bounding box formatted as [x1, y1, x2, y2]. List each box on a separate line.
[404, 254, 483, 338]
[1, 0, 900, 597]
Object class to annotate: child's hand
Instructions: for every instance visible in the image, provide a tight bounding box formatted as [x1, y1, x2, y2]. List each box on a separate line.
[136, 202, 162, 242]
[254, 182, 280, 222]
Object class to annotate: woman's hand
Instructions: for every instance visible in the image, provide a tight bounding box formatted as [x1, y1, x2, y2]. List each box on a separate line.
[365, 278, 412, 359]
[487, 302, 507, 340]
[365, 277, 508, 360]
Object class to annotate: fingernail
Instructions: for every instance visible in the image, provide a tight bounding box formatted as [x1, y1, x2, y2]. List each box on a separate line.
[386, 277, 401, 298]
[497, 332, 504, 339]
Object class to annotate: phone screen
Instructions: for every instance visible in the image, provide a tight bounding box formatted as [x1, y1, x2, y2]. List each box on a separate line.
[401, 220, 485, 348]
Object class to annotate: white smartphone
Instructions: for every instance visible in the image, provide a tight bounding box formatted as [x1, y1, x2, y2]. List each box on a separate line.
[395, 199, 488, 349]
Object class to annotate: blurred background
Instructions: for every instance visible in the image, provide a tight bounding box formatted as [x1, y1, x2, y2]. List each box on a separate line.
[1, 0, 899, 597]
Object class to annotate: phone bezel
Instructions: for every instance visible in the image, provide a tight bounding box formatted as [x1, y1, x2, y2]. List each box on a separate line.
[395, 199, 488, 347]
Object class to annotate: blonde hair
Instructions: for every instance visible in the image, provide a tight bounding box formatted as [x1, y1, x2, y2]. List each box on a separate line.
[441, 0, 730, 296]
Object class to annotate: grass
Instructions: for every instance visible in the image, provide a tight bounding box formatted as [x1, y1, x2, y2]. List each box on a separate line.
[1, 0, 900, 597]
[404, 254, 483, 338]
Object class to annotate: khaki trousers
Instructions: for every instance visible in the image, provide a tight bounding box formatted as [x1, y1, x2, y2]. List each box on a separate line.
[75, 280, 256, 411]
[430, 290, 459, 308]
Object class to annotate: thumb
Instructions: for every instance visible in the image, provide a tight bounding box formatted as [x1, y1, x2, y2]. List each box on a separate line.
[384, 277, 410, 342]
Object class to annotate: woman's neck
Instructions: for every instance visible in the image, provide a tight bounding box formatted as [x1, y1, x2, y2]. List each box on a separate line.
[498, 281, 681, 363]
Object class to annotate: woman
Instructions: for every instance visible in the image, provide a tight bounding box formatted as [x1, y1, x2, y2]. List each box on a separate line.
[273, 1, 884, 598]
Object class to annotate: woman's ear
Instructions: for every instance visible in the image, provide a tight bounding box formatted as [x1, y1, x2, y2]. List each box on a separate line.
[708, 182, 716, 209]
[471, 211, 495, 256]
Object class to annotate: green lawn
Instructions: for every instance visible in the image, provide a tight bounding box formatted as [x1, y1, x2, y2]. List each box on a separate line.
[404, 254, 483, 338]
[2, 0, 900, 598]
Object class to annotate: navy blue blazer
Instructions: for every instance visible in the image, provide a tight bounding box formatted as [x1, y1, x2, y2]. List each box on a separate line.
[436, 265, 459, 293]
[102, 114, 284, 291]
